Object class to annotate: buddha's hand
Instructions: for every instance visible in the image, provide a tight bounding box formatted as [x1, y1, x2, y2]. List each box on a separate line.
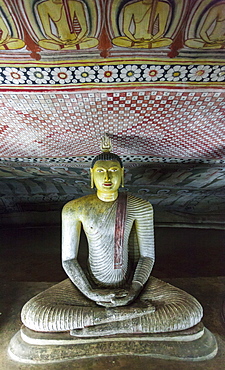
[96, 282, 143, 307]
[65, 38, 80, 46]
[136, 36, 153, 43]
[91, 288, 127, 306]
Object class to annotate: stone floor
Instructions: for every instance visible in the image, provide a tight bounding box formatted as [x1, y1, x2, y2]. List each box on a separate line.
[1, 226, 225, 369]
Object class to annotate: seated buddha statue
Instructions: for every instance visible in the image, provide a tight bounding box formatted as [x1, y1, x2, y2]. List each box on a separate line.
[21, 136, 203, 338]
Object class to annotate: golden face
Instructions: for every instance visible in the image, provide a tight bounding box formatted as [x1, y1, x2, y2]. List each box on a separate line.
[92, 160, 123, 193]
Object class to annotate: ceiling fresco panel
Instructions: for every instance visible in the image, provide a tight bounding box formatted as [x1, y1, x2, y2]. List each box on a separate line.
[0, 0, 223, 60]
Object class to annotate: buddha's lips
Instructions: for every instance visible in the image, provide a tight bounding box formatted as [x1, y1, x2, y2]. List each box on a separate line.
[103, 183, 112, 186]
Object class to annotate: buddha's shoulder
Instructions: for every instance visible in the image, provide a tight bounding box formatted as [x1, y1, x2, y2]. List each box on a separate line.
[62, 194, 97, 213]
[127, 192, 153, 210]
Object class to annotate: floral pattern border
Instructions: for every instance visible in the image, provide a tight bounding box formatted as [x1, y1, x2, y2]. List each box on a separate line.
[0, 64, 224, 86]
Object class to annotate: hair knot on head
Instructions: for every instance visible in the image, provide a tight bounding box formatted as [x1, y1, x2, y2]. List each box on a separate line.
[91, 134, 123, 168]
[90, 134, 124, 189]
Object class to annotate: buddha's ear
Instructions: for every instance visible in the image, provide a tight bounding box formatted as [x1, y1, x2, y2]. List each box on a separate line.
[121, 167, 124, 188]
[90, 168, 94, 188]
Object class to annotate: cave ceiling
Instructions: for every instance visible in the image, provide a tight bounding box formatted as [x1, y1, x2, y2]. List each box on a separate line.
[0, 0, 224, 227]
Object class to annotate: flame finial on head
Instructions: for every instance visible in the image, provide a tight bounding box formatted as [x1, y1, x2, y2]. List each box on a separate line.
[91, 134, 123, 169]
[100, 133, 112, 153]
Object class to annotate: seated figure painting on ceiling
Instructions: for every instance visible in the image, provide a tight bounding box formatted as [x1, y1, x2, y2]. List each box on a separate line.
[112, 0, 173, 49]
[8, 135, 218, 363]
[36, 0, 99, 50]
[17, 0, 100, 54]
[185, 0, 225, 49]
[0, 1, 25, 50]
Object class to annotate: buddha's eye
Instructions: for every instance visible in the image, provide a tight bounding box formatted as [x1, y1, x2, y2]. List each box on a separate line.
[96, 169, 104, 172]
[110, 168, 118, 172]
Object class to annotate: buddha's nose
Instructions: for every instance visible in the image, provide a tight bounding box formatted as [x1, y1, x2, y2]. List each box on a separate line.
[105, 171, 110, 181]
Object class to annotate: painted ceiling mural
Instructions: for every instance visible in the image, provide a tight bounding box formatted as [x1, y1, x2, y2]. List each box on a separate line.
[0, 0, 225, 60]
[0, 0, 224, 228]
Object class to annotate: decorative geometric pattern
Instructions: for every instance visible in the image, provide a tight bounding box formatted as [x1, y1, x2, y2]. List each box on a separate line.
[0, 89, 224, 159]
[0, 64, 224, 86]
[0, 156, 224, 165]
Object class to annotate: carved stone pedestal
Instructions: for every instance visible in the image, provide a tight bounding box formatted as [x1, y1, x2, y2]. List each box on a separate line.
[8, 323, 217, 364]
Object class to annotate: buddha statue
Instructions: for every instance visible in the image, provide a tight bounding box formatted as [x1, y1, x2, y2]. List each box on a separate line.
[21, 136, 203, 337]
[9, 136, 218, 363]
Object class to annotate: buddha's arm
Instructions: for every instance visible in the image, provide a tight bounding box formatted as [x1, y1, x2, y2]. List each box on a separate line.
[152, 3, 170, 40]
[37, 5, 64, 44]
[122, 6, 137, 42]
[199, 7, 219, 43]
[126, 201, 155, 302]
[62, 207, 92, 295]
[62, 204, 116, 303]
[0, 18, 9, 44]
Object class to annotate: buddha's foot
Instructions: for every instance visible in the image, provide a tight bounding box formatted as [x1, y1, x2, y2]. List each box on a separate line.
[71, 302, 156, 337]
[92, 301, 155, 327]
[70, 321, 138, 337]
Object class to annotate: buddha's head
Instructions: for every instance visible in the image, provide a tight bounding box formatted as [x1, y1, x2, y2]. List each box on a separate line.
[90, 152, 124, 202]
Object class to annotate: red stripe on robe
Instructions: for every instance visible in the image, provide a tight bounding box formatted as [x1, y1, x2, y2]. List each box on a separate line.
[114, 193, 127, 269]
[62, 0, 74, 34]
